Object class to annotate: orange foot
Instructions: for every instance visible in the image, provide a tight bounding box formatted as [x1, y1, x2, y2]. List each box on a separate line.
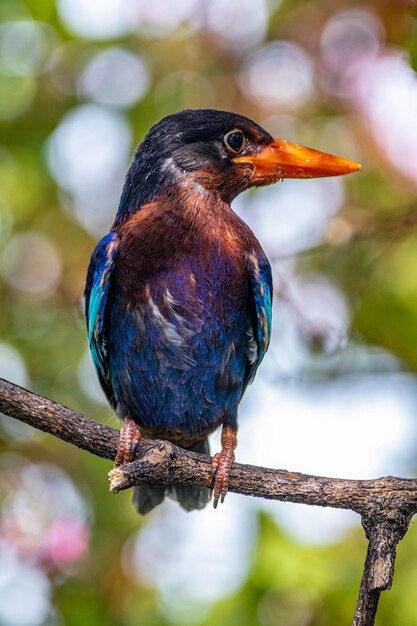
[211, 426, 237, 508]
[115, 418, 141, 466]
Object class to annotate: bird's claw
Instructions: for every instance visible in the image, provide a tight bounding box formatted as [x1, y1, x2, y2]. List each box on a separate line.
[211, 447, 235, 508]
[115, 418, 141, 466]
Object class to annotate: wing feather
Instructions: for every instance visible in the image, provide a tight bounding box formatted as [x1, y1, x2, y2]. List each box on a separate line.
[84, 232, 119, 399]
[244, 253, 273, 388]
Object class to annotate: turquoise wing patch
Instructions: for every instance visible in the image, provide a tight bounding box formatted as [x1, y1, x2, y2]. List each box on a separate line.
[245, 253, 273, 386]
[85, 232, 119, 384]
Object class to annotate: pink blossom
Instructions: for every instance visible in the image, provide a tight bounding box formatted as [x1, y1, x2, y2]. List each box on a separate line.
[42, 519, 89, 567]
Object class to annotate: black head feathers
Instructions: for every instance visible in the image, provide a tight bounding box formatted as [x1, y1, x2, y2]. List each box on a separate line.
[115, 109, 273, 224]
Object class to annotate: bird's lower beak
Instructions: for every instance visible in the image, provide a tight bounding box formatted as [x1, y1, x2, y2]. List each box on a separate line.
[233, 139, 361, 180]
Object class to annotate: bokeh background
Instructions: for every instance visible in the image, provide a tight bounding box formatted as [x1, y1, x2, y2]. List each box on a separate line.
[1, 0, 417, 624]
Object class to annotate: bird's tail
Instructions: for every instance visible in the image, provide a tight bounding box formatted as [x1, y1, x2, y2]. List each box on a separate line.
[132, 439, 211, 515]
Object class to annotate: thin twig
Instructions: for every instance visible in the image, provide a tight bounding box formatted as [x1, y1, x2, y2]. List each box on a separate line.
[0, 377, 416, 626]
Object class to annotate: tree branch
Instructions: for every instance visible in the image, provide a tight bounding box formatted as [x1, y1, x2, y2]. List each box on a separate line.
[1, 377, 416, 626]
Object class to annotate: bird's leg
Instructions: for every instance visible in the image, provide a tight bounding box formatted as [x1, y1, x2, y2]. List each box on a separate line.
[211, 426, 237, 508]
[114, 418, 141, 466]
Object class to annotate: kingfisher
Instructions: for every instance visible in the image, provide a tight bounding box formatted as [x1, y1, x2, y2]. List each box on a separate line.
[85, 109, 360, 514]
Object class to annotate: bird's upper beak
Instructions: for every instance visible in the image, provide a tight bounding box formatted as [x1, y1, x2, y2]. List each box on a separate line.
[233, 139, 361, 180]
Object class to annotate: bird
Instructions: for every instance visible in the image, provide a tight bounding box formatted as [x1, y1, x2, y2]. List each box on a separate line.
[84, 109, 360, 514]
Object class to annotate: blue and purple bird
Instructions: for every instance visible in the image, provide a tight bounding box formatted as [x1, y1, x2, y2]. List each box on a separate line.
[85, 109, 360, 514]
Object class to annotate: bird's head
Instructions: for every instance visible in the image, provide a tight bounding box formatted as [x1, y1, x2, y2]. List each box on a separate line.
[116, 109, 361, 223]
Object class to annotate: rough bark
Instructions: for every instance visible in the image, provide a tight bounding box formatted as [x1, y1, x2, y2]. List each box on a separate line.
[1, 376, 416, 626]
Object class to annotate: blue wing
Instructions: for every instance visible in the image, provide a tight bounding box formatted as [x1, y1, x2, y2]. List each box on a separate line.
[84, 231, 119, 400]
[244, 252, 273, 388]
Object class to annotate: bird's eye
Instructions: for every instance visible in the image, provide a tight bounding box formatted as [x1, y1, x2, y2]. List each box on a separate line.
[224, 129, 246, 154]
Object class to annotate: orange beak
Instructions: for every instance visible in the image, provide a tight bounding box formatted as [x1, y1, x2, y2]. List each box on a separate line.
[233, 139, 361, 180]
